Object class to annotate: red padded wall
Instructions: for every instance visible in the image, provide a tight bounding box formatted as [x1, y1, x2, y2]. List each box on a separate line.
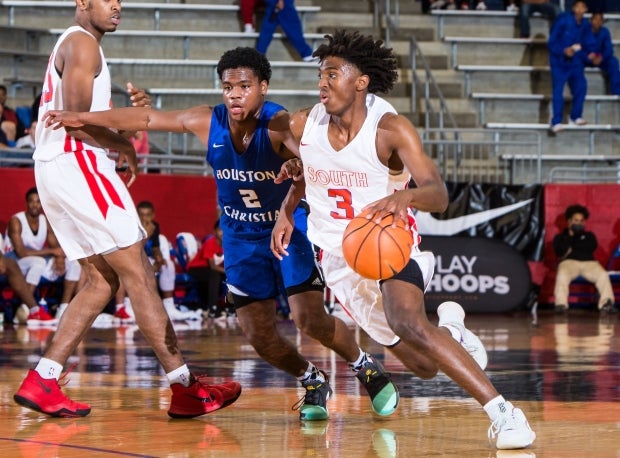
[535, 184, 620, 304]
[0, 168, 219, 242]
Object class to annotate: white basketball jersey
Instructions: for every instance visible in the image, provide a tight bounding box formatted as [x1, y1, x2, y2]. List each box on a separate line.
[34, 26, 111, 161]
[8, 211, 48, 251]
[301, 94, 420, 256]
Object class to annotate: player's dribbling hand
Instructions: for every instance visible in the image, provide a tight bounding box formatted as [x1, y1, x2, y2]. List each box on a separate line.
[127, 82, 151, 108]
[361, 191, 412, 229]
[274, 158, 304, 184]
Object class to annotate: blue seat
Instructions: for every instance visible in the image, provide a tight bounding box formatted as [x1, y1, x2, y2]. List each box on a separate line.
[607, 244, 620, 305]
[15, 105, 33, 129]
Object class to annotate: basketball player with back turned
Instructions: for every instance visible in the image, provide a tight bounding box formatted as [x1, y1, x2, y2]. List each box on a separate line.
[270, 30, 536, 450]
[13, 0, 241, 418]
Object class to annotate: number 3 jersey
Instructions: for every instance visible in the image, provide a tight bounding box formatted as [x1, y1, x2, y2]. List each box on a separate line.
[206, 101, 290, 238]
[300, 94, 419, 257]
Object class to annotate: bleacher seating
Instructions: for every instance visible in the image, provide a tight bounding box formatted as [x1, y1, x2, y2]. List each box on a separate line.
[0, 1, 321, 30]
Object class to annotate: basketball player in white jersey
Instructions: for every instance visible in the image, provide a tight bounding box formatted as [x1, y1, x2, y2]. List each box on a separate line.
[13, 0, 241, 419]
[271, 30, 536, 450]
[6, 187, 81, 326]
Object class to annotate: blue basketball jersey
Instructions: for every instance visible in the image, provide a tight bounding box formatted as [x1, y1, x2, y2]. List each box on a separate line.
[206, 101, 290, 238]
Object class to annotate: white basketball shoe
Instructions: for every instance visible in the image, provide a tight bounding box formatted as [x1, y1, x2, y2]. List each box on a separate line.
[437, 301, 488, 370]
[488, 405, 536, 449]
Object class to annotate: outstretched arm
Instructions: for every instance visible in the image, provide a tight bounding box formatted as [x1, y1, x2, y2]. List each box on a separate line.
[44, 104, 214, 146]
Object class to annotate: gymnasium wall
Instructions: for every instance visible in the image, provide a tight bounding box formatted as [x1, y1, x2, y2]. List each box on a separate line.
[1, 168, 618, 306]
[0, 168, 219, 242]
[534, 184, 620, 304]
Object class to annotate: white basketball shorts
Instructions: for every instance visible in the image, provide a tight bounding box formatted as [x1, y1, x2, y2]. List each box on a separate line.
[321, 250, 435, 347]
[34, 150, 145, 261]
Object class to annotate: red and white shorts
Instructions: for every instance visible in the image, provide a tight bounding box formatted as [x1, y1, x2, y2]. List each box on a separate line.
[35, 150, 145, 261]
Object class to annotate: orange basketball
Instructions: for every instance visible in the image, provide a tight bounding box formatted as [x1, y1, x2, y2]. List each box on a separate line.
[342, 210, 413, 280]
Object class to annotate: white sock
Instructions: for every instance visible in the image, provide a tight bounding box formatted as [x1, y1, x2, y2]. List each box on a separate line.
[35, 357, 63, 380]
[349, 349, 370, 371]
[162, 297, 175, 309]
[298, 362, 325, 383]
[483, 395, 512, 422]
[167, 364, 192, 387]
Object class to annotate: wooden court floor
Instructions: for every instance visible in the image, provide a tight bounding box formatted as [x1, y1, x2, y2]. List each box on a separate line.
[0, 307, 618, 457]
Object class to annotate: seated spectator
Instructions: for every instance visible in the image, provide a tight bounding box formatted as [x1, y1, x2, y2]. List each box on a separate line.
[187, 219, 227, 319]
[552, 204, 616, 314]
[0, 122, 8, 147]
[16, 120, 36, 149]
[519, 0, 561, 38]
[588, 12, 620, 94]
[5, 187, 81, 325]
[0, 85, 24, 146]
[0, 251, 41, 323]
[115, 201, 202, 322]
[130, 130, 150, 165]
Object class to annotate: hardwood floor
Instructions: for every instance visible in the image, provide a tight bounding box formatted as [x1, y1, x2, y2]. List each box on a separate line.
[0, 308, 618, 457]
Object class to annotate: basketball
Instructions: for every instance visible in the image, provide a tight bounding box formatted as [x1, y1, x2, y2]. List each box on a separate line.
[342, 210, 413, 280]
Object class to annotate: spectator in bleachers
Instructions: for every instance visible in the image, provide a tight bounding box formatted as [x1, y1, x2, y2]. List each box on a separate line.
[0, 85, 22, 147]
[240, 0, 260, 33]
[130, 130, 150, 167]
[552, 204, 616, 314]
[588, 12, 620, 94]
[16, 120, 37, 149]
[519, 0, 561, 38]
[0, 122, 8, 147]
[187, 219, 227, 319]
[114, 201, 201, 323]
[5, 187, 81, 325]
[0, 251, 41, 323]
[506, 0, 519, 12]
[256, 0, 315, 61]
[548, 0, 595, 132]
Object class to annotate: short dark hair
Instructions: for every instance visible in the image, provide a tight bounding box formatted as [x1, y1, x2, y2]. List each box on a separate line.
[565, 204, 589, 220]
[217, 47, 272, 84]
[137, 200, 154, 211]
[25, 186, 37, 200]
[313, 29, 399, 94]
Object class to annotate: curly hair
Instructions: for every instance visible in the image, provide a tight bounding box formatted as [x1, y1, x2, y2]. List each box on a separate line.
[217, 47, 272, 83]
[565, 204, 589, 220]
[312, 29, 398, 94]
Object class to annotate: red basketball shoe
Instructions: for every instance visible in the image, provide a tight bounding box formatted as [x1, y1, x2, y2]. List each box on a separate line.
[167, 375, 242, 418]
[13, 369, 91, 417]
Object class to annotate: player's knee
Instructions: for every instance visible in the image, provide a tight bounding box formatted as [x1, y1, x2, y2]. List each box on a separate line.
[389, 318, 431, 347]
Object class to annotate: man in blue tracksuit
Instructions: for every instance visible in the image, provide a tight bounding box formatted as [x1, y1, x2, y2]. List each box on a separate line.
[547, 0, 595, 132]
[588, 12, 620, 95]
[256, 0, 314, 61]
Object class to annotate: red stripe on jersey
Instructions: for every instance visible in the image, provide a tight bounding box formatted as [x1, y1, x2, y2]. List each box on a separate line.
[64, 134, 72, 152]
[75, 150, 109, 218]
